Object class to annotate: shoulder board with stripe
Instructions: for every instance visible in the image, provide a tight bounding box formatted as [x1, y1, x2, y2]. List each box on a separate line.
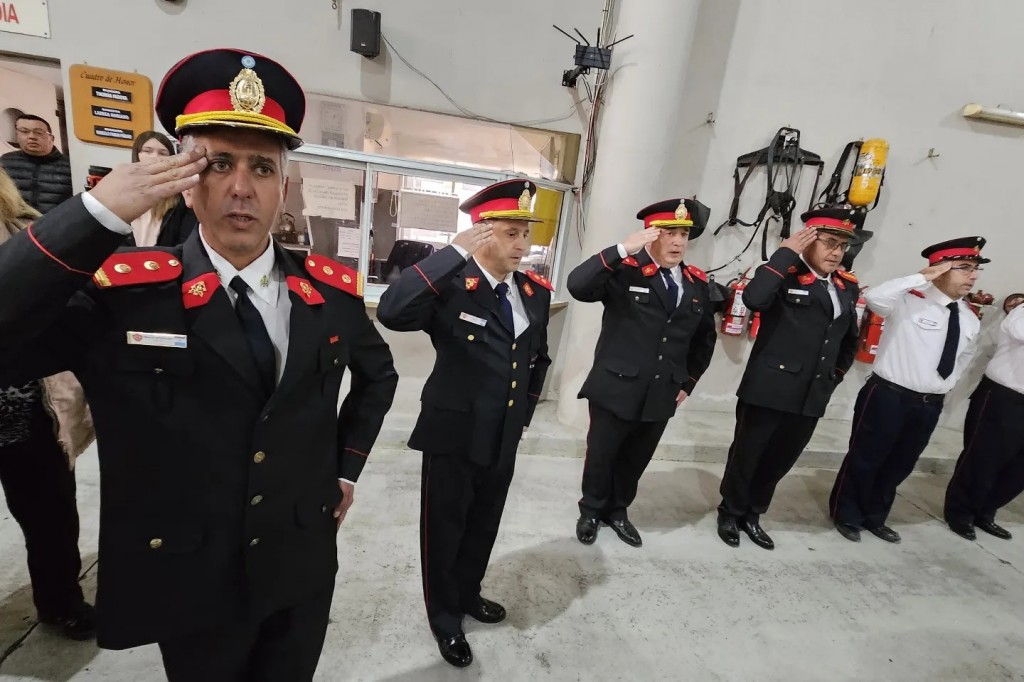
[93, 251, 182, 288]
[523, 269, 553, 291]
[686, 264, 708, 283]
[304, 255, 363, 298]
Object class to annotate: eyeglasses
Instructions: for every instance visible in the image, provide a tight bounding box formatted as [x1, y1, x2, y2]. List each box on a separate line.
[15, 127, 50, 137]
[816, 237, 851, 253]
[949, 264, 983, 273]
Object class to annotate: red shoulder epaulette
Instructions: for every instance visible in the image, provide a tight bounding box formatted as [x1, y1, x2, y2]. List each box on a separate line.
[622, 256, 639, 267]
[93, 251, 182, 289]
[909, 289, 927, 299]
[304, 255, 362, 298]
[686, 264, 708, 283]
[523, 269, 553, 291]
[837, 270, 858, 284]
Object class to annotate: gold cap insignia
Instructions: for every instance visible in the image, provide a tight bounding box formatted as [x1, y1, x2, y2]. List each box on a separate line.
[675, 203, 689, 221]
[974, 245, 982, 253]
[518, 189, 532, 212]
[229, 68, 266, 114]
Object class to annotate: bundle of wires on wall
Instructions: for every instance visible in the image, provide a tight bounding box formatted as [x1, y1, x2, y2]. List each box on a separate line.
[708, 127, 824, 273]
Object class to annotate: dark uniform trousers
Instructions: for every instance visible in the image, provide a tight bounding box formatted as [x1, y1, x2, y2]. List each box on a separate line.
[158, 583, 334, 682]
[568, 245, 718, 522]
[718, 401, 819, 522]
[579, 403, 668, 521]
[0, 408, 84, 619]
[376, 246, 552, 639]
[421, 451, 516, 636]
[830, 376, 943, 528]
[944, 376, 1024, 526]
[718, 246, 860, 522]
[0, 197, 398, 678]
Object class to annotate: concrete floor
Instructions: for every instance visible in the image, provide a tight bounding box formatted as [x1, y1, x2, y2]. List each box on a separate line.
[2, 432, 1024, 680]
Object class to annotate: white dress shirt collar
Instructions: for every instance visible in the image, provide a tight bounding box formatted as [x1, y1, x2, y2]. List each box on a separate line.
[199, 227, 280, 306]
[473, 258, 515, 291]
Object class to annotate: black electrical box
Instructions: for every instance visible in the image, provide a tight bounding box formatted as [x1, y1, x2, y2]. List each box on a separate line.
[351, 9, 382, 59]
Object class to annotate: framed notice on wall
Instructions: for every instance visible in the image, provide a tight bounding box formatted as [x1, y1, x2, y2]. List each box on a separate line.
[0, 1, 51, 38]
[69, 65, 154, 148]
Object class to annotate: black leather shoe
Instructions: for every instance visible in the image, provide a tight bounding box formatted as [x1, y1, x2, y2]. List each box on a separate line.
[867, 525, 901, 544]
[976, 519, 1012, 540]
[463, 596, 506, 624]
[606, 519, 642, 547]
[834, 522, 861, 542]
[717, 516, 740, 547]
[436, 632, 473, 668]
[39, 602, 95, 641]
[739, 519, 774, 550]
[948, 521, 977, 541]
[576, 516, 600, 545]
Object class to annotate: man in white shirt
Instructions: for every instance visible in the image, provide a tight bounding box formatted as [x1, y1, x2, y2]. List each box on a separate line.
[944, 293, 1024, 541]
[829, 236, 987, 544]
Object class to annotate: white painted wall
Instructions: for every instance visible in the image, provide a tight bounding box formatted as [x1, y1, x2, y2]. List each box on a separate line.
[666, 0, 1024, 427]
[0, 0, 599, 185]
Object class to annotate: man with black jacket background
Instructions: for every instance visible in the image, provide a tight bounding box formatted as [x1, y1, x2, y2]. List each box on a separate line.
[568, 198, 717, 549]
[1, 113, 72, 214]
[717, 208, 868, 550]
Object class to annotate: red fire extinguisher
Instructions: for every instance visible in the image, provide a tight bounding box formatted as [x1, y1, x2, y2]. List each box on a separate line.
[748, 311, 761, 340]
[854, 288, 868, 327]
[720, 270, 751, 336]
[856, 310, 884, 363]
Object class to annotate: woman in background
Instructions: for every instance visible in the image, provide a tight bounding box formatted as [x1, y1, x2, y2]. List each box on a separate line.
[127, 131, 198, 247]
[0, 168, 96, 640]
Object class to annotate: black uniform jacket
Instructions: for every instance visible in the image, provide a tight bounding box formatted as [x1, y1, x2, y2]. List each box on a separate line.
[568, 244, 717, 422]
[376, 246, 551, 469]
[0, 196, 398, 649]
[737, 246, 860, 417]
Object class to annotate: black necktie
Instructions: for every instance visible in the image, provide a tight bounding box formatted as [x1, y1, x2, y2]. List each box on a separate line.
[937, 301, 960, 379]
[229, 276, 276, 395]
[660, 268, 678, 312]
[495, 282, 514, 333]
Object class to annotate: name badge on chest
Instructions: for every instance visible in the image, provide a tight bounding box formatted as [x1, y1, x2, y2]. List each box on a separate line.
[126, 331, 188, 348]
[458, 312, 488, 327]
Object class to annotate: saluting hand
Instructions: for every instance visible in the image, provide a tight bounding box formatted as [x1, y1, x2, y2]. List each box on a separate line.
[779, 227, 818, 254]
[451, 223, 494, 256]
[334, 480, 355, 529]
[90, 147, 208, 224]
[920, 260, 953, 281]
[621, 229, 660, 255]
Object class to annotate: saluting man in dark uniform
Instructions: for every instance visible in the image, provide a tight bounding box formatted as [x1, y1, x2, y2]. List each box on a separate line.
[943, 293, 1024, 541]
[830, 237, 987, 544]
[0, 49, 398, 681]
[376, 180, 552, 669]
[569, 198, 717, 548]
[717, 208, 868, 550]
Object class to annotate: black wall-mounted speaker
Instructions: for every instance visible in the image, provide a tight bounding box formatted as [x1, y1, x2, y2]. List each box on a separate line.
[351, 9, 381, 59]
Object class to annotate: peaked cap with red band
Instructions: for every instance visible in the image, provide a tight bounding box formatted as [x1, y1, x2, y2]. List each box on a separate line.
[156, 48, 305, 150]
[459, 179, 542, 224]
[799, 206, 873, 245]
[636, 198, 710, 239]
[921, 236, 990, 265]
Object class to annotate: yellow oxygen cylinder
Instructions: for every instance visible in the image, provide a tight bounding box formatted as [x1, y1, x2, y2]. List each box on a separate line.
[848, 138, 888, 207]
